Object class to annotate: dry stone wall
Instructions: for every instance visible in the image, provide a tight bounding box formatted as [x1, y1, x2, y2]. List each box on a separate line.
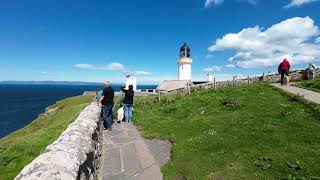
[165, 68, 320, 94]
[15, 102, 102, 180]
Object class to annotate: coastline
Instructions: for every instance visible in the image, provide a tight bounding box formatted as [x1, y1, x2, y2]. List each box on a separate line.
[0, 95, 93, 179]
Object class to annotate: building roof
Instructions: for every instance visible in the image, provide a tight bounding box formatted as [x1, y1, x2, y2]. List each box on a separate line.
[180, 43, 190, 52]
[156, 80, 193, 92]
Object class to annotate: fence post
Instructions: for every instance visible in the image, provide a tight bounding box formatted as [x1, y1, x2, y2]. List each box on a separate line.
[247, 75, 250, 85]
[213, 78, 216, 90]
[233, 76, 236, 86]
[262, 73, 265, 81]
[158, 91, 161, 103]
[187, 83, 191, 96]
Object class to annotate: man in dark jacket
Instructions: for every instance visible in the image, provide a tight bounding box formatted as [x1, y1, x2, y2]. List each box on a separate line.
[278, 59, 291, 85]
[121, 85, 134, 123]
[99, 81, 114, 130]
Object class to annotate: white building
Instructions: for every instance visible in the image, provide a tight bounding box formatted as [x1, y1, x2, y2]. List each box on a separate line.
[125, 75, 137, 90]
[178, 43, 192, 80]
[207, 72, 213, 82]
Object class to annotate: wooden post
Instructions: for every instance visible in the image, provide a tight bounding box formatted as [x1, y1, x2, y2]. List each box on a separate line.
[158, 91, 161, 103]
[247, 76, 250, 85]
[213, 78, 216, 90]
[187, 83, 191, 96]
[262, 73, 265, 81]
[233, 76, 236, 86]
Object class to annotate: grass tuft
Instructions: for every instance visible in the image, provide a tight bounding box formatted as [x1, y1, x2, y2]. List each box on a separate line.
[221, 98, 242, 110]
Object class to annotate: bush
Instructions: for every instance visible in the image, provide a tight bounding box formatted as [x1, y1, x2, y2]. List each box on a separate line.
[221, 98, 242, 109]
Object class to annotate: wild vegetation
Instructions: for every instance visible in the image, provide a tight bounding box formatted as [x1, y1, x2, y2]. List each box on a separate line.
[134, 83, 320, 179]
[0, 95, 92, 180]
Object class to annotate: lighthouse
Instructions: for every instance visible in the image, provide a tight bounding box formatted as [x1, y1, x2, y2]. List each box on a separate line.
[125, 75, 137, 90]
[178, 43, 192, 80]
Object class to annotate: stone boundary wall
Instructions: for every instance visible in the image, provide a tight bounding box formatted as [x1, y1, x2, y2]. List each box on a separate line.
[164, 68, 320, 94]
[15, 102, 102, 180]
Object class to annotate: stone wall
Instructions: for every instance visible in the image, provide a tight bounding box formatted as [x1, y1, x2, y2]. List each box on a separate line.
[164, 68, 320, 94]
[15, 102, 102, 180]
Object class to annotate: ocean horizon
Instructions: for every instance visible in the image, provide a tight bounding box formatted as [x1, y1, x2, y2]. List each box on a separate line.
[0, 83, 157, 138]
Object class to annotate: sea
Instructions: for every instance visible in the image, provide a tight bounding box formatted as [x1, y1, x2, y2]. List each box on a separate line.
[0, 84, 157, 138]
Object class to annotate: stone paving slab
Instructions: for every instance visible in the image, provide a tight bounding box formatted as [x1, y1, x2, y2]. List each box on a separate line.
[99, 123, 163, 180]
[272, 83, 320, 105]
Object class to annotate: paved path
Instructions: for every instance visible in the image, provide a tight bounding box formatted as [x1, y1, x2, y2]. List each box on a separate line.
[272, 83, 320, 104]
[99, 123, 163, 180]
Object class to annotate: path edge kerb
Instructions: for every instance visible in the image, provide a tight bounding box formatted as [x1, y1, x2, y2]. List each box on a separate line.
[15, 102, 103, 180]
[271, 84, 320, 105]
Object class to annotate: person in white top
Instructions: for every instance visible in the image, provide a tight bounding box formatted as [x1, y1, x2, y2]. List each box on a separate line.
[308, 62, 317, 80]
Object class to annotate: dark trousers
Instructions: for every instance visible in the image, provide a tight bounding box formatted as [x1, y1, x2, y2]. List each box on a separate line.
[103, 105, 113, 128]
[280, 70, 289, 85]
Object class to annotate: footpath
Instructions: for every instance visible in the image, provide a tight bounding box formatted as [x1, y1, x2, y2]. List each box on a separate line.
[272, 83, 320, 104]
[98, 123, 164, 180]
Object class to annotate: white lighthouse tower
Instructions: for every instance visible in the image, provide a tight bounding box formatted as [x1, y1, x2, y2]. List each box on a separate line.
[125, 75, 137, 90]
[178, 43, 192, 80]
[207, 72, 213, 82]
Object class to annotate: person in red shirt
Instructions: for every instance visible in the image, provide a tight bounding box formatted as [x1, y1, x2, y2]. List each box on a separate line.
[278, 59, 291, 85]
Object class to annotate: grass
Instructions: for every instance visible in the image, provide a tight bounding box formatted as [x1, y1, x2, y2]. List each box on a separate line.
[0, 95, 93, 180]
[133, 83, 320, 180]
[294, 77, 320, 92]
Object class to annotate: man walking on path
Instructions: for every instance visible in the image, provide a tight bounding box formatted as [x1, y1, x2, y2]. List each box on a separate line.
[121, 84, 134, 123]
[99, 81, 115, 130]
[278, 59, 291, 85]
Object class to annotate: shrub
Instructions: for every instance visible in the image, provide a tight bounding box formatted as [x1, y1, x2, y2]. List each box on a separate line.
[221, 98, 242, 109]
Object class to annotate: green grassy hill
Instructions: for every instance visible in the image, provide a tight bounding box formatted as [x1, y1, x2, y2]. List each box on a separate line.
[134, 83, 320, 179]
[0, 96, 93, 180]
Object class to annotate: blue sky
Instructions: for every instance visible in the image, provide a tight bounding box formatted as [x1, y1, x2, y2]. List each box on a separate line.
[0, 0, 319, 84]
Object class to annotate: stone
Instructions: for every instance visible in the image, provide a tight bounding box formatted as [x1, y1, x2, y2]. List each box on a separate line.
[99, 122, 168, 180]
[133, 140, 156, 169]
[15, 102, 103, 180]
[122, 143, 142, 177]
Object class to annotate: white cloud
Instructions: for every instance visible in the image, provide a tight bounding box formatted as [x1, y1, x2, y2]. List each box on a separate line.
[74, 62, 127, 72]
[316, 37, 320, 43]
[41, 71, 55, 75]
[205, 0, 224, 7]
[203, 65, 223, 72]
[226, 64, 236, 68]
[237, 0, 257, 4]
[208, 17, 320, 68]
[135, 71, 152, 75]
[73, 62, 152, 76]
[74, 64, 96, 69]
[100, 62, 126, 71]
[284, 0, 319, 8]
[205, 0, 257, 7]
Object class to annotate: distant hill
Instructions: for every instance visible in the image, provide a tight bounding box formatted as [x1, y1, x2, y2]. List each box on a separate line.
[0, 81, 106, 85]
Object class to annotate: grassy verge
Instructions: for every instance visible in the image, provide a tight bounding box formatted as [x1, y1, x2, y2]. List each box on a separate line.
[294, 77, 320, 92]
[134, 83, 320, 179]
[0, 95, 93, 180]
